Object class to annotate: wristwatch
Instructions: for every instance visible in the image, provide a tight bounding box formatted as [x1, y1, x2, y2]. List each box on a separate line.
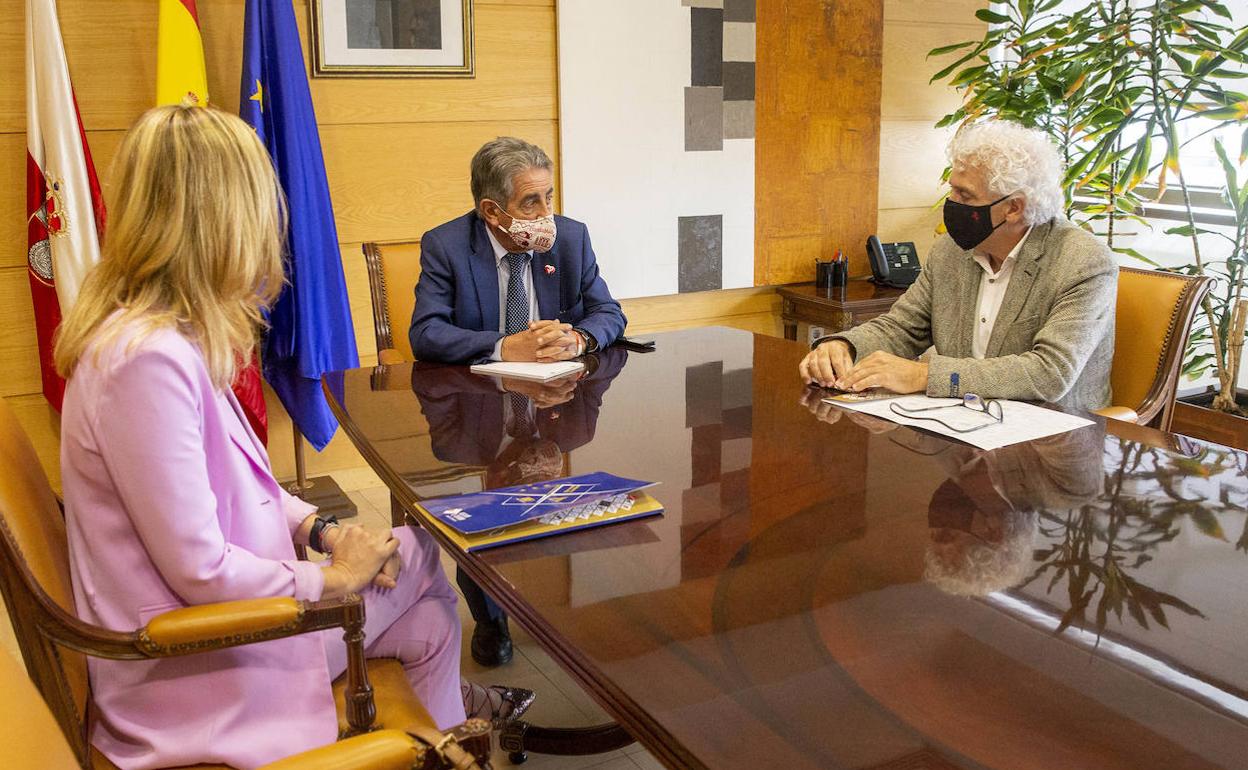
[308, 515, 340, 553]
[572, 327, 598, 354]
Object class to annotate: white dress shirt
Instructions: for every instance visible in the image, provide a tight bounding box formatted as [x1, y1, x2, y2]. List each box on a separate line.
[487, 227, 538, 361]
[970, 226, 1032, 359]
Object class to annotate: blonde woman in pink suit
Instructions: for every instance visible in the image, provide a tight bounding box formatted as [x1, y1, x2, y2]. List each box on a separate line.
[53, 104, 530, 770]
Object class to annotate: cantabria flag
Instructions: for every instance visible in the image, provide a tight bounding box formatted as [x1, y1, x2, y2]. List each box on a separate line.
[26, 0, 105, 410]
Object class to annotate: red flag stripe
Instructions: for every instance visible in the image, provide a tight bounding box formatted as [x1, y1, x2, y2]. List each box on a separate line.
[179, 0, 200, 24]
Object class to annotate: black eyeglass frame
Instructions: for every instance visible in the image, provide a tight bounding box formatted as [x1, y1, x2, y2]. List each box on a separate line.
[889, 393, 1004, 433]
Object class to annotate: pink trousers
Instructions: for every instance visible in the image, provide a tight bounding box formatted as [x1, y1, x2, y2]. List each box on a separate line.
[321, 526, 467, 729]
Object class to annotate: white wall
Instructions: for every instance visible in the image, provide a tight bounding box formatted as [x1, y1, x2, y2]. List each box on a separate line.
[557, 0, 755, 299]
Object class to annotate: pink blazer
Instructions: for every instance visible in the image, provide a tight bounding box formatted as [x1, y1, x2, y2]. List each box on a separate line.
[61, 319, 337, 769]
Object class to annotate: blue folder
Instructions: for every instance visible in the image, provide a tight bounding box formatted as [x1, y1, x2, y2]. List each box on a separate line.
[422, 472, 658, 535]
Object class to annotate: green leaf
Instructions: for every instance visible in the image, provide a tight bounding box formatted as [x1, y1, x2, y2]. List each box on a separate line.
[1111, 247, 1163, 267]
[975, 9, 1012, 25]
[1014, 21, 1061, 46]
[929, 42, 989, 83]
[1199, 1, 1234, 20]
[928, 40, 977, 58]
[1164, 224, 1219, 238]
[951, 64, 991, 88]
[1213, 138, 1240, 207]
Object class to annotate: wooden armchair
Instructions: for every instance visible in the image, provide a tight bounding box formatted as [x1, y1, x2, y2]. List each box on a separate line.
[0, 397, 490, 770]
[362, 240, 423, 366]
[1093, 267, 1213, 430]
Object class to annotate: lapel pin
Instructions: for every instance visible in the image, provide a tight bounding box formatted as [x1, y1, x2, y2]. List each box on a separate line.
[544, 264, 556, 276]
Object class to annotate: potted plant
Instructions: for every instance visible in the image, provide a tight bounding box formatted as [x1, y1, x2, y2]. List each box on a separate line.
[927, 0, 1248, 438]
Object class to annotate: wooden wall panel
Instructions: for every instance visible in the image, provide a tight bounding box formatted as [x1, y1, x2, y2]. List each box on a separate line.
[878, 121, 955, 211]
[8, 394, 61, 490]
[0, 1, 557, 132]
[322, 119, 558, 244]
[755, 0, 884, 284]
[877, 0, 984, 262]
[0, 267, 41, 398]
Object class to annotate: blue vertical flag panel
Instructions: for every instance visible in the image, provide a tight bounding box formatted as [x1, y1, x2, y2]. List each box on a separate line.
[240, 0, 358, 450]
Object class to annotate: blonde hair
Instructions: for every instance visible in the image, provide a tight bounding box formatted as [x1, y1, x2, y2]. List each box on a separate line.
[54, 103, 286, 389]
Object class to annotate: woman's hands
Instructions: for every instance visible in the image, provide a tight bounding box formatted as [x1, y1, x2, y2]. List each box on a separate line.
[320, 525, 402, 598]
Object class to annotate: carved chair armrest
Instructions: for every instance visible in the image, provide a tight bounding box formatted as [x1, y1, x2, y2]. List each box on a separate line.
[1094, 405, 1141, 424]
[137, 596, 349, 656]
[27, 590, 378, 735]
[140, 594, 378, 736]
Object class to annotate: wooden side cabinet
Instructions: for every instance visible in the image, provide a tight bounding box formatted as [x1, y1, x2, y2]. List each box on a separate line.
[777, 282, 905, 343]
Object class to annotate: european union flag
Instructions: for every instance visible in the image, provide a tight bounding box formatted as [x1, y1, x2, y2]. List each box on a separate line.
[240, 0, 358, 450]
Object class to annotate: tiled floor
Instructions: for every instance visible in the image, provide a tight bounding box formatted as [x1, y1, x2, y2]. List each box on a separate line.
[0, 467, 663, 769]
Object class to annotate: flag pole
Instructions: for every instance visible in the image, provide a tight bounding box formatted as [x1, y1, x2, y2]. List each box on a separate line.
[291, 423, 308, 495]
[286, 421, 357, 519]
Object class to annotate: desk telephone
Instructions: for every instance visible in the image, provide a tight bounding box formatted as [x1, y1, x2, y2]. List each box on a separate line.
[867, 235, 921, 289]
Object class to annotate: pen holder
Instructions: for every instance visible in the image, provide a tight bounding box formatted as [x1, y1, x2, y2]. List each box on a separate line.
[816, 260, 848, 295]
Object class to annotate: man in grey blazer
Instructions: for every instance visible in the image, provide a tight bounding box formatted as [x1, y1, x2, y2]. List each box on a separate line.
[800, 121, 1116, 411]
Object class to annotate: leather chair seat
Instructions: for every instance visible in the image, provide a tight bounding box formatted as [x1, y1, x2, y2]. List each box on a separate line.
[332, 657, 438, 736]
[90, 750, 231, 770]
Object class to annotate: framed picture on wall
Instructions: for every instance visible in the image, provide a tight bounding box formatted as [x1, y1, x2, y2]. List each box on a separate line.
[309, 0, 474, 78]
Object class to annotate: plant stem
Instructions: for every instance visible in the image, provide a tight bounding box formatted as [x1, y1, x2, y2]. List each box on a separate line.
[1217, 300, 1246, 415]
[1177, 163, 1233, 409]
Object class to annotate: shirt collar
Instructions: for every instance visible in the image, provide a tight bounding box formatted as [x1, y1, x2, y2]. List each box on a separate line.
[972, 225, 1032, 277]
[485, 225, 533, 266]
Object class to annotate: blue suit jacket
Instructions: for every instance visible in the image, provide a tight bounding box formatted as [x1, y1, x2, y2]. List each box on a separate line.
[409, 211, 627, 363]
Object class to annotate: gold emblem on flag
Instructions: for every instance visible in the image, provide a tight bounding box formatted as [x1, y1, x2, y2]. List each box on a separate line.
[43, 176, 69, 239]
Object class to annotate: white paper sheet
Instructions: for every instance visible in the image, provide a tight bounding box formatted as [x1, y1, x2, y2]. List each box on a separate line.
[469, 360, 585, 382]
[823, 394, 1095, 450]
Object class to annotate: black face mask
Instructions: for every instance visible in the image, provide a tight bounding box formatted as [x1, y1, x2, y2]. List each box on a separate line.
[943, 194, 1012, 251]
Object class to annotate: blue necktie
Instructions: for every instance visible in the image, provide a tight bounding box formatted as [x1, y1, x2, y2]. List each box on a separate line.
[504, 252, 535, 436]
[505, 252, 531, 335]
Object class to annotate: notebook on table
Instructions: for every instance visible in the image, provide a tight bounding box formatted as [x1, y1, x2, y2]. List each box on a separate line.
[469, 360, 585, 383]
[417, 472, 664, 552]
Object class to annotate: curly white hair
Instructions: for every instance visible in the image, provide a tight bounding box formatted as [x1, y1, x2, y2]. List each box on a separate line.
[924, 512, 1038, 598]
[948, 121, 1065, 226]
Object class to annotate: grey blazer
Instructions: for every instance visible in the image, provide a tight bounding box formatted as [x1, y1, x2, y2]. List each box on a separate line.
[825, 219, 1116, 411]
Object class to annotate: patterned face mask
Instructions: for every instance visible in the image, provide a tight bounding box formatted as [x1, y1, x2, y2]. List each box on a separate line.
[492, 203, 557, 253]
[942, 193, 1013, 251]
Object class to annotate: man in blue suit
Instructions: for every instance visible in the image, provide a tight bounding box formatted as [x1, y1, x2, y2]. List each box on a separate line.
[410, 137, 626, 365]
[409, 137, 627, 666]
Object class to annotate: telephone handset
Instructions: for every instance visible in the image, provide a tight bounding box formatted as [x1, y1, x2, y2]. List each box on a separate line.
[866, 235, 921, 288]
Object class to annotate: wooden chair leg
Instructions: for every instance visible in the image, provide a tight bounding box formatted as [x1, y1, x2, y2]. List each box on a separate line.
[391, 493, 406, 528]
[340, 596, 376, 736]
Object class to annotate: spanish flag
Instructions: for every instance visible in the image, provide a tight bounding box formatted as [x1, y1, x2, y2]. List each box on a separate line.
[156, 0, 208, 106]
[157, 0, 269, 445]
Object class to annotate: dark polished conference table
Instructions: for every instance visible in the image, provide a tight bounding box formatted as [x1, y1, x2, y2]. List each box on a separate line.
[324, 327, 1248, 770]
